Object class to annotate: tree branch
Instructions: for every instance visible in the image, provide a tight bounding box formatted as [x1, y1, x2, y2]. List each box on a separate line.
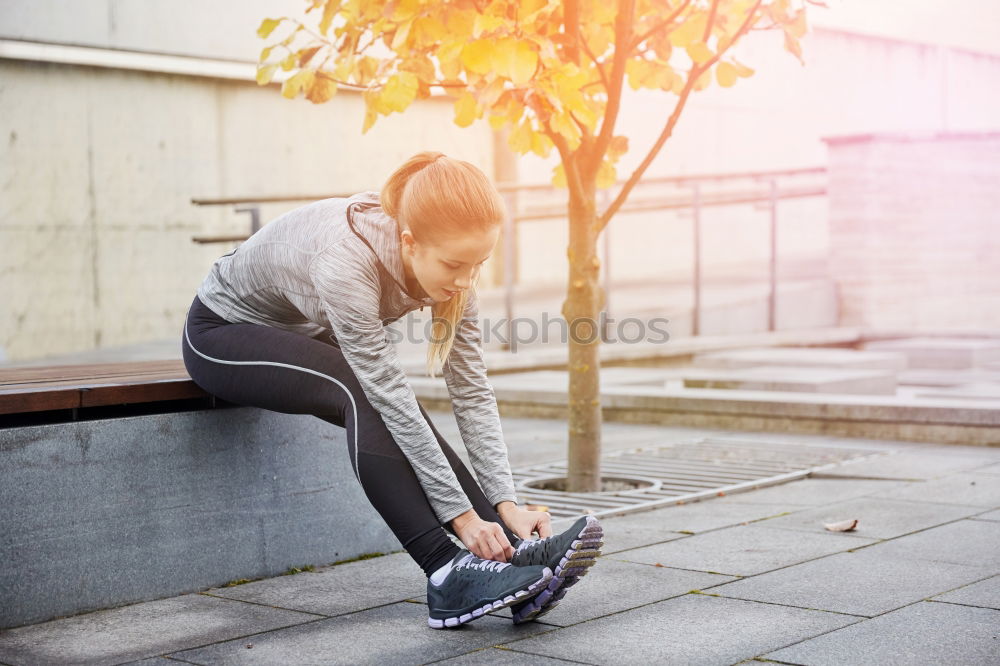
[592, 0, 636, 170]
[564, 0, 581, 65]
[630, 0, 692, 51]
[702, 0, 720, 43]
[579, 33, 609, 91]
[598, 0, 764, 231]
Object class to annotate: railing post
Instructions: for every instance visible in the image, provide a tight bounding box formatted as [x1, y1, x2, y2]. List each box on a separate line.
[502, 191, 517, 353]
[768, 178, 778, 332]
[235, 205, 261, 235]
[692, 182, 702, 337]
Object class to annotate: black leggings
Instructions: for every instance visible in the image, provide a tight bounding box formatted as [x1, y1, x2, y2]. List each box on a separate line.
[181, 294, 518, 576]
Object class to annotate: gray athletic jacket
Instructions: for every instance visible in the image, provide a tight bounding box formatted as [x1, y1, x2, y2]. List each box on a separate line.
[196, 191, 517, 524]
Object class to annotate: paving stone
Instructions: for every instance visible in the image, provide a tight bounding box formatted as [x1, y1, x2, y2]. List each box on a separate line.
[492, 558, 734, 627]
[693, 347, 908, 371]
[754, 496, 984, 539]
[971, 509, 1000, 522]
[869, 472, 1000, 508]
[863, 337, 1000, 370]
[204, 552, 424, 617]
[762, 601, 1000, 665]
[499, 593, 860, 666]
[722, 477, 909, 507]
[169, 601, 552, 665]
[973, 462, 1000, 475]
[612, 524, 877, 576]
[812, 452, 998, 480]
[601, 499, 794, 554]
[931, 575, 1000, 610]
[861, 518, 1000, 569]
[709, 545, 993, 617]
[681, 366, 898, 395]
[434, 647, 582, 664]
[0, 594, 318, 666]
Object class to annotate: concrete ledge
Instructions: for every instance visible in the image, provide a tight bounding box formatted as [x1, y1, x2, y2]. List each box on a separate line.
[0, 407, 400, 630]
[412, 380, 1000, 447]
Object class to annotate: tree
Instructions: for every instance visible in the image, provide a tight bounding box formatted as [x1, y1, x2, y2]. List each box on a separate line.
[257, 0, 815, 492]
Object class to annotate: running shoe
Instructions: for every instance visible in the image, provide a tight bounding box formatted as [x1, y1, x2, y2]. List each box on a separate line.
[426, 550, 553, 629]
[508, 515, 604, 624]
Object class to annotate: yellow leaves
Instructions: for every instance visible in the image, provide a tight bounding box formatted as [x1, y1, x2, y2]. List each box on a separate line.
[732, 59, 755, 77]
[669, 15, 706, 48]
[390, 18, 413, 50]
[686, 42, 714, 66]
[453, 92, 480, 127]
[257, 17, 282, 39]
[497, 39, 539, 85]
[693, 68, 712, 91]
[596, 160, 616, 189]
[626, 59, 676, 91]
[390, 0, 420, 22]
[784, 31, 804, 65]
[550, 112, 581, 149]
[256, 64, 278, 85]
[552, 163, 567, 188]
[507, 119, 552, 158]
[461, 40, 493, 75]
[462, 38, 538, 84]
[379, 72, 419, 112]
[608, 135, 629, 162]
[714, 59, 754, 87]
[281, 69, 315, 99]
[473, 13, 505, 38]
[306, 74, 338, 103]
[508, 119, 534, 154]
[412, 16, 446, 46]
[716, 61, 737, 87]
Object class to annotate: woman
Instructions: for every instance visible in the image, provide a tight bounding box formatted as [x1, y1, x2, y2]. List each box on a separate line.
[181, 151, 603, 629]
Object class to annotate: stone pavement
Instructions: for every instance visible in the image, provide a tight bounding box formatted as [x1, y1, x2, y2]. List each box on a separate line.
[0, 416, 998, 665]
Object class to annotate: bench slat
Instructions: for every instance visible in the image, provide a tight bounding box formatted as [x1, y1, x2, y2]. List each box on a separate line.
[0, 360, 187, 385]
[0, 360, 210, 416]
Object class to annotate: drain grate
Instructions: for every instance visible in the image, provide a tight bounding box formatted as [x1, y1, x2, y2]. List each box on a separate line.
[512, 437, 891, 522]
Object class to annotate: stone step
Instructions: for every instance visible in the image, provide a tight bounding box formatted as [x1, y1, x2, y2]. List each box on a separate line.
[693, 347, 907, 371]
[914, 382, 1000, 401]
[862, 337, 1000, 370]
[680, 366, 898, 395]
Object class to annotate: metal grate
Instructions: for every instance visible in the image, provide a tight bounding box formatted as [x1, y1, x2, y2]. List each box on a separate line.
[513, 437, 890, 523]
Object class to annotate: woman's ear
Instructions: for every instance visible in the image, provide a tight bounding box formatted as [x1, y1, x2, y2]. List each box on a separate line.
[399, 228, 415, 256]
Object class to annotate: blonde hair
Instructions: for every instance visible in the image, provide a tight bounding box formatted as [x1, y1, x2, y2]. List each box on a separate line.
[381, 151, 505, 377]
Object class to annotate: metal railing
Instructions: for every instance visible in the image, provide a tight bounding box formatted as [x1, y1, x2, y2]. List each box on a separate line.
[191, 166, 827, 340]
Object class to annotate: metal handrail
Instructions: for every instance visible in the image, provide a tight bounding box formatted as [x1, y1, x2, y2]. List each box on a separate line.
[190, 166, 828, 343]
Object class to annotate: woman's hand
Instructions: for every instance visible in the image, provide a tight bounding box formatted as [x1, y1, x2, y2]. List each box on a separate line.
[450, 510, 515, 562]
[496, 501, 553, 540]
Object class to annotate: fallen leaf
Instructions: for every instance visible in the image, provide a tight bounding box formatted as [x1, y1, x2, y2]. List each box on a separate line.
[824, 518, 859, 532]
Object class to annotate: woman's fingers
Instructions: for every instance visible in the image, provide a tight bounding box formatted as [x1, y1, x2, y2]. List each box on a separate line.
[536, 512, 553, 538]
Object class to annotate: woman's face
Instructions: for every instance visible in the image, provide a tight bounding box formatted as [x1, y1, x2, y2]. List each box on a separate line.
[401, 225, 500, 302]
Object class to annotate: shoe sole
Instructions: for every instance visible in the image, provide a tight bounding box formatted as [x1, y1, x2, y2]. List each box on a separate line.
[511, 515, 604, 624]
[427, 567, 553, 629]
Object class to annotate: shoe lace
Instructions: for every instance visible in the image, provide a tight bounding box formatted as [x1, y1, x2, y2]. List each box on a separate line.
[455, 556, 512, 573]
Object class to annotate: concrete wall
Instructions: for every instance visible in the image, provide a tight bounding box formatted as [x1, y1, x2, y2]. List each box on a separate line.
[0, 406, 403, 630]
[0, 59, 494, 362]
[825, 132, 1000, 331]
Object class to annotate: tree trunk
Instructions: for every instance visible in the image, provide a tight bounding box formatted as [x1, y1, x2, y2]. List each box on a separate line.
[562, 176, 604, 492]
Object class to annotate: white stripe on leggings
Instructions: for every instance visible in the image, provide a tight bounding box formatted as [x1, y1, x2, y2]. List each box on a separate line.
[183, 318, 362, 482]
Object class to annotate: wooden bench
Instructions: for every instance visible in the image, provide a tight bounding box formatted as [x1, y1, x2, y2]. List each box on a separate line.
[0, 360, 214, 425]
